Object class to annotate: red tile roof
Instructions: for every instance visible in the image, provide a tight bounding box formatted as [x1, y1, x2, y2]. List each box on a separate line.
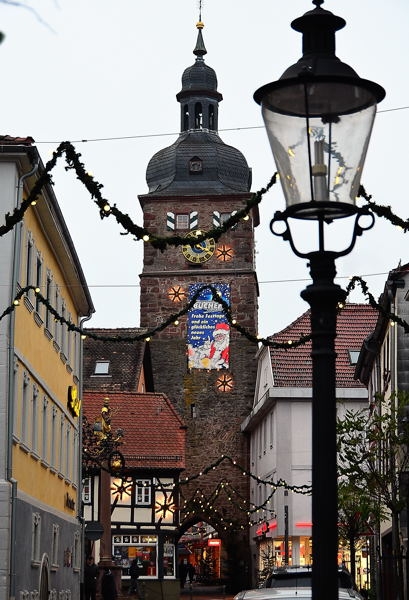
[269, 303, 378, 388]
[0, 135, 34, 145]
[83, 391, 186, 470]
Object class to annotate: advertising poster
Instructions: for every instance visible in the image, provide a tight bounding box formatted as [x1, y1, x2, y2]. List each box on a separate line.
[187, 283, 230, 370]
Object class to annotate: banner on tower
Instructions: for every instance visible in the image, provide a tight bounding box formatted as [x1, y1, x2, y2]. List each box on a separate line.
[187, 283, 230, 370]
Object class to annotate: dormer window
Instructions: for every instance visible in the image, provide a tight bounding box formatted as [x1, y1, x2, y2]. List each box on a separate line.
[94, 360, 110, 375]
[189, 157, 203, 174]
[348, 350, 360, 365]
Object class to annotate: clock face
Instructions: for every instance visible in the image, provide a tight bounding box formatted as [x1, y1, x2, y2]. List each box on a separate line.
[182, 230, 216, 264]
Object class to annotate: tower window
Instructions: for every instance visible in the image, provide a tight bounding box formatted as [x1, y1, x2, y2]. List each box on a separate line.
[189, 157, 203, 174]
[183, 104, 189, 131]
[176, 214, 189, 230]
[194, 102, 203, 129]
[209, 105, 215, 130]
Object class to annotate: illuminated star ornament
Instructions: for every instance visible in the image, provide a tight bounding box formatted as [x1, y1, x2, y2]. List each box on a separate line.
[216, 373, 234, 392]
[168, 286, 186, 302]
[155, 488, 176, 519]
[216, 245, 234, 262]
[111, 477, 133, 502]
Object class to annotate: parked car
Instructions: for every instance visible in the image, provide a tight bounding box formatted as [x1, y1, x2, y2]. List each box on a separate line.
[234, 590, 362, 600]
[234, 566, 363, 600]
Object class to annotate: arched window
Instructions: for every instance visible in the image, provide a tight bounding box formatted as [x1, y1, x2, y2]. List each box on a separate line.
[194, 103, 203, 129]
[209, 105, 215, 130]
[183, 105, 189, 131]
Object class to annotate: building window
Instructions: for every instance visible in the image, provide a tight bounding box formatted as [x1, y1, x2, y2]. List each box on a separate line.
[35, 254, 43, 314]
[32, 512, 41, 564]
[189, 156, 203, 173]
[82, 477, 92, 504]
[175, 214, 189, 230]
[112, 535, 158, 578]
[111, 477, 133, 505]
[59, 415, 64, 474]
[42, 398, 48, 462]
[51, 407, 57, 470]
[94, 361, 110, 375]
[31, 385, 39, 455]
[348, 350, 360, 365]
[22, 372, 30, 444]
[135, 480, 151, 505]
[194, 103, 203, 129]
[51, 524, 60, 569]
[45, 272, 53, 333]
[73, 531, 81, 571]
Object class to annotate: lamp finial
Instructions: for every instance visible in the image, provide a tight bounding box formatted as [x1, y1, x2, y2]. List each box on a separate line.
[312, 0, 324, 7]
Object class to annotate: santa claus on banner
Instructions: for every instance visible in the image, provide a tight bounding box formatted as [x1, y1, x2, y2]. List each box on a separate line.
[209, 322, 230, 369]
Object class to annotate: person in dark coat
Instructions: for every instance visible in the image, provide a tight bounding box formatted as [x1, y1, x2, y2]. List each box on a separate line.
[84, 556, 99, 600]
[129, 558, 143, 597]
[101, 568, 117, 600]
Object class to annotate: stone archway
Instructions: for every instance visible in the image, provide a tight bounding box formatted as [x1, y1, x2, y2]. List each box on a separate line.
[39, 554, 50, 600]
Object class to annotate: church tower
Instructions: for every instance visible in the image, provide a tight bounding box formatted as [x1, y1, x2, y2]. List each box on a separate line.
[139, 21, 258, 590]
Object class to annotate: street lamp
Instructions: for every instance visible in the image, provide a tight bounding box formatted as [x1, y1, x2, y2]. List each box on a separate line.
[254, 2, 384, 599]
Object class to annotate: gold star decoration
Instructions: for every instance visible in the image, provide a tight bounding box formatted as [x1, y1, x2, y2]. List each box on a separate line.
[216, 373, 234, 392]
[216, 245, 234, 262]
[167, 285, 187, 302]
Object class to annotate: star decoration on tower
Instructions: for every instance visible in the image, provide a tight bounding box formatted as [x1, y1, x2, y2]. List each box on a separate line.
[168, 285, 187, 302]
[216, 373, 234, 392]
[216, 245, 234, 262]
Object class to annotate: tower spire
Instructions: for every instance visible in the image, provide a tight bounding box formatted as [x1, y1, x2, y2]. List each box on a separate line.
[194, 16, 206, 57]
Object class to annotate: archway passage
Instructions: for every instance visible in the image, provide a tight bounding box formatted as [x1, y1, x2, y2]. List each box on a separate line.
[39, 554, 50, 600]
[178, 519, 251, 593]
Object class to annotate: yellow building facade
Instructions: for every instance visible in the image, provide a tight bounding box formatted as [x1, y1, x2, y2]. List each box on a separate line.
[0, 138, 93, 600]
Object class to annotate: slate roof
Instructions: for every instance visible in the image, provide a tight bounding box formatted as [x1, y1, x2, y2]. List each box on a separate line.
[83, 391, 186, 471]
[83, 328, 153, 393]
[269, 303, 378, 388]
[144, 130, 251, 195]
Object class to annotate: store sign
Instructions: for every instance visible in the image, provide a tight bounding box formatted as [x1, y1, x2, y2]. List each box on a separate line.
[65, 492, 75, 511]
[67, 386, 81, 418]
[208, 539, 221, 547]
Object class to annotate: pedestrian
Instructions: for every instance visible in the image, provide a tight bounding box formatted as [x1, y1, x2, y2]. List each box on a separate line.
[187, 563, 196, 584]
[129, 558, 143, 598]
[101, 568, 117, 600]
[179, 560, 188, 588]
[84, 555, 99, 600]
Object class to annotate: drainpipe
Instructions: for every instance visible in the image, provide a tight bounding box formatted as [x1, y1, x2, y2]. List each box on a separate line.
[78, 312, 93, 599]
[7, 152, 40, 599]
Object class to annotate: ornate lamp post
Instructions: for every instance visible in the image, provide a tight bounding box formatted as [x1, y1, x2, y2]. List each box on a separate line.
[83, 398, 125, 584]
[254, 2, 384, 599]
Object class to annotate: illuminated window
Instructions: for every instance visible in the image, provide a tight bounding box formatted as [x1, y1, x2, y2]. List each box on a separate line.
[135, 479, 151, 505]
[216, 245, 234, 262]
[216, 373, 234, 392]
[168, 286, 186, 302]
[111, 477, 133, 505]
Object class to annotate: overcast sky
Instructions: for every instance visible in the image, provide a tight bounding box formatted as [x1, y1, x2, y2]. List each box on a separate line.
[1, 0, 408, 336]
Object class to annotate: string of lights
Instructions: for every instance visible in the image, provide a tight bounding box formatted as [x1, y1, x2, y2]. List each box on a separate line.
[0, 141, 277, 250]
[3, 274, 409, 350]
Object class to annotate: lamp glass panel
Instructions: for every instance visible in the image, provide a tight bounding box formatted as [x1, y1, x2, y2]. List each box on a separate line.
[260, 83, 377, 212]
